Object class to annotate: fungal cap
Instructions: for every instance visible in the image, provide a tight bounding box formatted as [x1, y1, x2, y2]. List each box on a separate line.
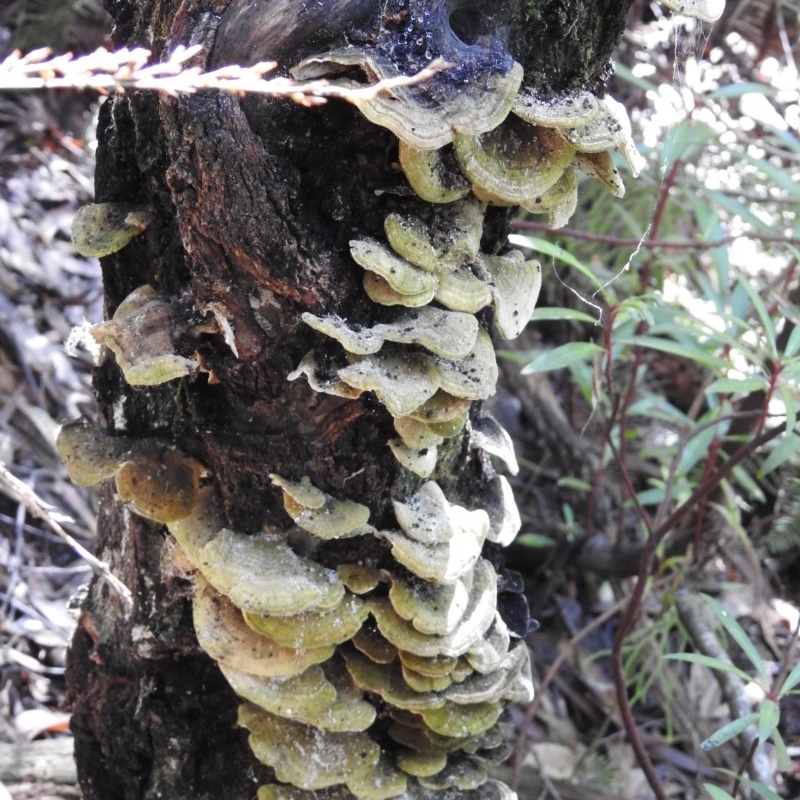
[218, 663, 337, 721]
[434, 266, 493, 314]
[393, 481, 488, 546]
[114, 447, 204, 523]
[574, 150, 626, 197]
[243, 593, 369, 650]
[393, 417, 445, 451]
[521, 167, 580, 230]
[420, 701, 503, 739]
[398, 650, 459, 678]
[464, 613, 511, 675]
[346, 754, 408, 800]
[55, 421, 132, 486]
[482, 475, 522, 547]
[470, 414, 519, 475]
[512, 88, 599, 128]
[418, 757, 487, 791]
[378, 518, 487, 583]
[283, 494, 373, 540]
[337, 564, 382, 595]
[192, 579, 333, 677]
[350, 238, 438, 296]
[287, 351, 363, 400]
[454, 121, 575, 205]
[388, 573, 469, 636]
[384, 197, 484, 273]
[477, 251, 542, 340]
[239, 704, 380, 790]
[395, 749, 448, 778]
[341, 646, 443, 712]
[369, 558, 496, 656]
[90, 291, 198, 385]
[303, 307, 479, 361]
[268, 474, 326, 509]
[433, 329, 499, 401]
[293, 51, 523, 150]
[198, 529, 345, 616]
[71, 203, 153, 257]
[388, 439, 438, 478]
[363, 272, 436, 308]
[398, 142, 471, 204]
[337, 350, 440, 417]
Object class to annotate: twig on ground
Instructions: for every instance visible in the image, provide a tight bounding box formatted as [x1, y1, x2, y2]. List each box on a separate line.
[0, 460, 133, 612]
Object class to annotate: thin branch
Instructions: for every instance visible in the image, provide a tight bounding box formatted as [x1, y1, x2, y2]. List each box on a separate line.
[0, 45, 449, 105]
[0, 461, 133, 613]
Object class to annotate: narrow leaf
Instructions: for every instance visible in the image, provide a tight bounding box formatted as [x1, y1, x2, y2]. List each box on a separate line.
[664, 653, 755, 685]
[532, 307, 598, 324]
[702, 785, 736, 800]
[701, 594, 768, 684]
[779, 659, 800, 694]
[757, 698, 780, 744]
[772, 727, 792, 772]
[521, 342, 604, 374]
[701, 713, 759, 751]
[705, 377, 766, 395]
[757, 432, 800, 480]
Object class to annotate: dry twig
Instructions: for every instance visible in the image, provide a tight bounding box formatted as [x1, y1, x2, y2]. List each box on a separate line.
[0, 460, 133, 612]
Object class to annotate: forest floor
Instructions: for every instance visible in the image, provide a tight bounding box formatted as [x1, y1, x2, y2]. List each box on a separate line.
[1, 13, 800, 800]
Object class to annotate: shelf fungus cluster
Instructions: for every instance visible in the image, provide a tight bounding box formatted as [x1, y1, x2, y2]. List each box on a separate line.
[57, 414, 532, 800]
[64, 1, 726, 798]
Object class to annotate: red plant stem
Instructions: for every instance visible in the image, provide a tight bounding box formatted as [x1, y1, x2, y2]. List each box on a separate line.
[609, 421, 786, 800]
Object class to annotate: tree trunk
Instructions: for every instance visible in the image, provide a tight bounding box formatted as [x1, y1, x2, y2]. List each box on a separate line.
[64, 1, 634, 799]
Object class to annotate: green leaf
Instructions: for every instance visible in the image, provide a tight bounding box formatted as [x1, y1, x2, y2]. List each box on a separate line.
[736, 275, 777, 358]
[716, 772, 784, 800]
[783, 324, 800, 359]
[772, 727, 792, 772]
[779, 659, 800, 694]
[532, 307, 599, 324]
[556, 476, 592, 492]
[758, 698, 780, 744]
[665, 652, 756, 685]
[508, 235, 603, 288]
[517, 533, 556, 549]
[701, 594, 768, 684]
[705, 377, 766, 395]
[778, 384, 797, 436]
[521, 342, 605, 374]
[702, 785, 736, 800]
[617, 334, 730, 370]
[757, 432, 800, 480]
[701, 712, 759, 751]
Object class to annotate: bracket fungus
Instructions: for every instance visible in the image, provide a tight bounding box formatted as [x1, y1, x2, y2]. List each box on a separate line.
[88, 285, 201, 386]
[71, 202, 153, 258]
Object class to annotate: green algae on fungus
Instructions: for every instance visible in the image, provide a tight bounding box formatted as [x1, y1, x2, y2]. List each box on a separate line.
[71, 202, 153, 258]
[454, 119, 575, 206]
[243, 592, 369, 650]
[55, 422, 133, 487]
[384, 197, 484, 273]
[239, 703, 380, 791]
[388, 572, 469, 636]
[345, 753, 409, 800]
[512, 87, 598, 129]
[192, 578, 333, 677]
[291, 50, 523, 151]
[198, 530, 344, 616]
[301, 306, 479, 361]
[398, 142, 471, 204]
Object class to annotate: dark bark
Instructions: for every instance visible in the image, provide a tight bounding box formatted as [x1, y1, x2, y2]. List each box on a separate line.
[66, 1, 634, 799]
